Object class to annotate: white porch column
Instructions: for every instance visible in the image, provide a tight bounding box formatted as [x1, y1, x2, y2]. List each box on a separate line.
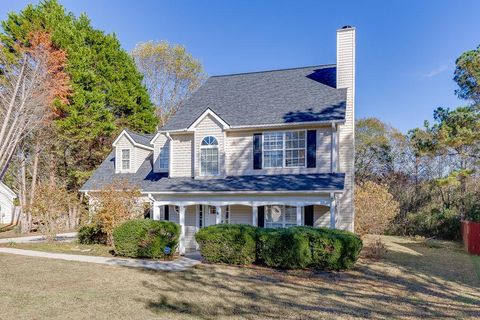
[330, 193, 336, 229]
[296, 206, 302, 226]
[215, 206, 222, 224]
[331, 122, 338, 173]
[152, 204, 161, 221]
[179, 205, 186, 255]
[252, 206, 258, 226]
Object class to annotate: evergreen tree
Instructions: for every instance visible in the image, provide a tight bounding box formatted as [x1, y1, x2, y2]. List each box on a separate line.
[1, 0, 158, 188]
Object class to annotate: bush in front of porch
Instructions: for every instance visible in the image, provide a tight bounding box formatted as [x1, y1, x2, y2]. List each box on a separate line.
[195, 225, 363, 270]
[195, 224, 257, 265]
[113, 219, 180, 259]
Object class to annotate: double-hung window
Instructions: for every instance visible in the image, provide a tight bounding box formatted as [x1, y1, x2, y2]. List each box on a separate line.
[263, 131, 306, 168]
[200, 136, 219, 176]
[121, 149, 131, 170]
[159, 146, 169, 170]
[265, 205, 298, 228]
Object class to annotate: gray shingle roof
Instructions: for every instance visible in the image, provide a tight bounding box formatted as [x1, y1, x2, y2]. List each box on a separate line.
[124, 129, 155, 146]
[80, 152, 345, 193]
[162, 65, 346, 131]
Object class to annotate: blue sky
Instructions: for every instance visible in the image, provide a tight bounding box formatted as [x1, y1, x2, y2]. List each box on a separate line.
[1, 0, 479, 132]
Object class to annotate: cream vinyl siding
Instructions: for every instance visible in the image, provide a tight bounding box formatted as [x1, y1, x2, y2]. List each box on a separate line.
[115, 135, 134, 173]
[225, 126, 331, 176]
[193, 114, 225, 177]
[170, 133, 194, 177]
[184, 206, 198, 251]
[229, 205, 252, 225]
[336, 27, 355, 232]
[135, 147, 152, 171]
[153, 133, 169, 173]
[313, 205, 330, 228]
[114, 134, 152, 173]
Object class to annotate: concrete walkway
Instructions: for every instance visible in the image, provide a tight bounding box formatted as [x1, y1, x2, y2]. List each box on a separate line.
[0, 247, 201, 271]
[0, 232, 78, 244]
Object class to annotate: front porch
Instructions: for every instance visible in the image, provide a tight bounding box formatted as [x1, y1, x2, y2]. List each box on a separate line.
[148, 193, 339, 254]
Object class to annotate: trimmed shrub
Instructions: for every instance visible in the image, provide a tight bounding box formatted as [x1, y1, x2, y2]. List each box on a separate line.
[113, 219, 180, 259]
[256, 228, 312, 269]
[257, 227, 362, 270]
[195, 224, 257, 265]
[78, 224, 107, 245]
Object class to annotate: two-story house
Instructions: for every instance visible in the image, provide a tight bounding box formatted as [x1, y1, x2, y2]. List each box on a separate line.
[81, 26, 356, 254]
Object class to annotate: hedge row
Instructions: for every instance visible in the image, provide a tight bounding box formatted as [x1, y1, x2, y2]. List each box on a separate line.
[195, 225, 362, 270]
[78, 224, 107, 245]
[112, 219, 180, 259]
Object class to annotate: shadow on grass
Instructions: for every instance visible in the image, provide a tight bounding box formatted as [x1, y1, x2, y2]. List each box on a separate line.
[131, 237, 480, 319]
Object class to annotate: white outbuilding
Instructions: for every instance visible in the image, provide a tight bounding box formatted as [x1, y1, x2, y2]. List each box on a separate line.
[0, 182, 16, 225]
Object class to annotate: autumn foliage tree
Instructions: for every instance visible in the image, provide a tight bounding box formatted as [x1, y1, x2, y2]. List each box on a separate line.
[1, 0, 158, 189]
[355, 181, 400, 236]
[30, 179, 83, 241]
[0, 30, 72, 233]
[92, 179, 144, 245]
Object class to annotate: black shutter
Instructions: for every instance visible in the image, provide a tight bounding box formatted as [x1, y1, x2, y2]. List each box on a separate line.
[164, 205, 169, 221]
[304, 205, 314, 226]
[258, 206, 265, 228]
[253, 133, 262, 170]
[307, 130, 317, 168]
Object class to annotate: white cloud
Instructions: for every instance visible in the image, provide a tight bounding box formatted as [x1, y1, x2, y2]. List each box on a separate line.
[422, 64, 448, 78]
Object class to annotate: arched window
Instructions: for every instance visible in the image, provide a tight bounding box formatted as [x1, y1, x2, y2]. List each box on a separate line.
[200, 136, 219, 176]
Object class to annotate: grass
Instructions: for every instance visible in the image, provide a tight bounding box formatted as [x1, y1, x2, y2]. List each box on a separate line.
[0, 235, 479, 319]
[1, 241, 114, 257]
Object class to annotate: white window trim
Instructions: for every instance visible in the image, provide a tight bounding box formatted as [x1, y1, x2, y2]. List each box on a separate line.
[264, 205, 301, 228]
[262, 130, 307, 169]
[200, 135, 220, 176]
[119, 148, 132, 172]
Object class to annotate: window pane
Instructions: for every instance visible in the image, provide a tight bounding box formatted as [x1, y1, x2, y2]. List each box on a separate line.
[159, 147, 169, 169]
[265, 205, 283, 228]
[264, 151, 283, 168]
[121, 149, 130, 170]
[285, 131, 306, 167]
[201, 147, 219, 175]
[264, 132, 283, 150]
[285, 206, 297, 226]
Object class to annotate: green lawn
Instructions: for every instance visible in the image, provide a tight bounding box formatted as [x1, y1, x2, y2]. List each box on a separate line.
[0, 235, 478, 319]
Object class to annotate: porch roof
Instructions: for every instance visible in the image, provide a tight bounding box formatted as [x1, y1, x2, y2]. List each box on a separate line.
[80, 151, 345, 193]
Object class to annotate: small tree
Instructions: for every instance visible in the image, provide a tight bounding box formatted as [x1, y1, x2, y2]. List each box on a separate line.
[30, 180, 82, 241]
[93, 179, 143, 245]
[355, 180, 400, 236]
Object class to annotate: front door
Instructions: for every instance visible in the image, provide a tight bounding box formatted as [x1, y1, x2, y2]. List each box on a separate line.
[204, 205, 217, 227]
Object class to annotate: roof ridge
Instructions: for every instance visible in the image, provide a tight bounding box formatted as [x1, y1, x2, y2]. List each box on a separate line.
[210, 63, 336, 78]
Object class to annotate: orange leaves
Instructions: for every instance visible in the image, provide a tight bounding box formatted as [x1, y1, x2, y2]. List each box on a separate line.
[25, 30, 71, 116]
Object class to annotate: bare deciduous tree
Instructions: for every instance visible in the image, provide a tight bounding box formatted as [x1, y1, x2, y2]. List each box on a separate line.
[0, 50, 51, 179]
[132, 41, 205, 127]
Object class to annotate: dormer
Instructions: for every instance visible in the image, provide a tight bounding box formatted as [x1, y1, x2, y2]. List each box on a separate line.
[189, 108, 229, 178]
[112, 129, 154, 173]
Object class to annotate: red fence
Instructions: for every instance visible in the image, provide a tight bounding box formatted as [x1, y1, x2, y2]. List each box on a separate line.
[462, 221, 480, 256]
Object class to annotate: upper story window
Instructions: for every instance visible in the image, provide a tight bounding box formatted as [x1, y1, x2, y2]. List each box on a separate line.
[159, 146, 169, 170]
[263, 131, 306, 168]
[200, 136, 219, 176]
[121, 149, 131, 170]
